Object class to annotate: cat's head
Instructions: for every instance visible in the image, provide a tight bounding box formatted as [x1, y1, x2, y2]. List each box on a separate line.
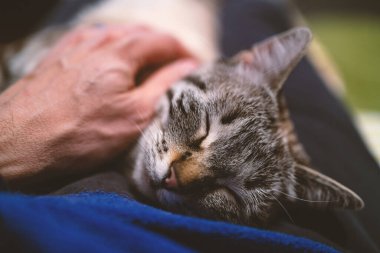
[130, 27, 364, 225]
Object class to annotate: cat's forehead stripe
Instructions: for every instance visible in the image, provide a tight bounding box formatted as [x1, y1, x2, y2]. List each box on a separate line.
[166, 89, 174, 101]
[183, 75, 206, 91]
[176, 93, 186, 114]
[166, 89, 174, 115]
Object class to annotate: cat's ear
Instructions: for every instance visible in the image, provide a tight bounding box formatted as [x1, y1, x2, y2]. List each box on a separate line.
[289, 163, 364, 210]
[232, 27, 312, 93]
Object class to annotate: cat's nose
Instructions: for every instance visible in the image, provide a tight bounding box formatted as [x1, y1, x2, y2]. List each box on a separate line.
[162, 166, 178, 190]
[162, 152, 193, 190]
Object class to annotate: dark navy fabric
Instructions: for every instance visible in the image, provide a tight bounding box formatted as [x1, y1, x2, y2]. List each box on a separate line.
[0, 192, 339, 253]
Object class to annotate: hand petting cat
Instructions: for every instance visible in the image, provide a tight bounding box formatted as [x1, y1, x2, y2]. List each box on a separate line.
[0, 25, 199, 190]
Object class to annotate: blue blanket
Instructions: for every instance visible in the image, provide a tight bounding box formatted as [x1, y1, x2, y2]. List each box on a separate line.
[0, 192, 339, 253]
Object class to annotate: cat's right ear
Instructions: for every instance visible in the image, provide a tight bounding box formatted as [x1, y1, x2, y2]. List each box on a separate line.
[289, 163, 364, 210]
[230, 27, 312, 93]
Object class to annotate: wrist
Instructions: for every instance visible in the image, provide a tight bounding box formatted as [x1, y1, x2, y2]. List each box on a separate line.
[0, 82, 60, 185]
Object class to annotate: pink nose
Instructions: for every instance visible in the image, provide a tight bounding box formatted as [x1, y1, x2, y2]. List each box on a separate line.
[163, 167, 178, 189]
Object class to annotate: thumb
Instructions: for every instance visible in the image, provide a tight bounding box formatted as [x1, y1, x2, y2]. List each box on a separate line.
[135, 58, 199, 109]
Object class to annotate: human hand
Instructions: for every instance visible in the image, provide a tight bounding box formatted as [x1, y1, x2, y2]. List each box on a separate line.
[0, 25, 198, 189]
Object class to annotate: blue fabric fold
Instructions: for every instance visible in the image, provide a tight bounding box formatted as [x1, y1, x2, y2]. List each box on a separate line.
[0, 192, 339, 253]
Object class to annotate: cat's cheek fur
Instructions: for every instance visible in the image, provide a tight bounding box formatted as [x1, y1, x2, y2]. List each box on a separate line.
[131, 147, 155, 199]
[131, 126, 161, 200]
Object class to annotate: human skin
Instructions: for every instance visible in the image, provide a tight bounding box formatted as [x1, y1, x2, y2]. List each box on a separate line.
[0, 25, 198, 190]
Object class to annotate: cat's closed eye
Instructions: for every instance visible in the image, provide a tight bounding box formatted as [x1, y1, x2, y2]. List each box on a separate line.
[220, 110, 244, 124]
[188, 134, 207, 149]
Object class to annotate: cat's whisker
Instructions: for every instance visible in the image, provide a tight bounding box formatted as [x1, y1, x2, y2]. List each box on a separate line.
[135, 134, 150, 155]
[124, 114, 153, 155]
[134, 109, 157, 142]
[273, 189, 335, 203]
[126, 110, 149, 137]
[132, 121, 144, 136]
[269, 193, 295, 224]
[130, 120, 149, 145]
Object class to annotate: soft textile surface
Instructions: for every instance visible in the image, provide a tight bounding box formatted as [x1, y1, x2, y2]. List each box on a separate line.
[0, 192, 338, 253]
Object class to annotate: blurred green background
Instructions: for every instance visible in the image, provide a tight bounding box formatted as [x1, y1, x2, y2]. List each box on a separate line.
[308, 14, 380, 111]
[295, 0, 380, 111]
[295, 0, 380, 162]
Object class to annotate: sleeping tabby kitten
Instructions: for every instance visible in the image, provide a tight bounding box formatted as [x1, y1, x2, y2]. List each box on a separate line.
[127, 27, 364, 226]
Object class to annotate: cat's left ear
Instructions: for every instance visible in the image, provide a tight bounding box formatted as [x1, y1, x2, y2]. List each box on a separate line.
[289, 163, 364, 210]
[232, 27, 312, 93]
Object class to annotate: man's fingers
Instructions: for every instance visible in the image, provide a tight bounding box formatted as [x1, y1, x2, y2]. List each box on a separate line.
[117, 32, 196, 74]
[72, 25, 152, 53]
[37, 25, 152, 70]
[49, 25, 149, 53]
[133, 58, 199, 113]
